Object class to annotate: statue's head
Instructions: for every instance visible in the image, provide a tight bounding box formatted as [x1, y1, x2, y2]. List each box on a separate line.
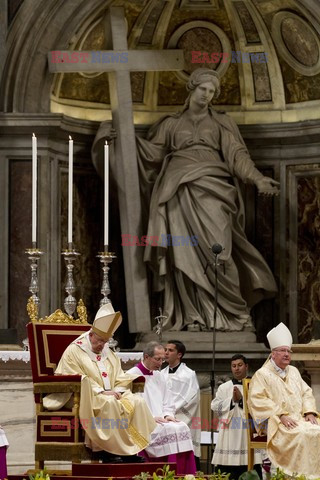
[186, 68, 221, 99]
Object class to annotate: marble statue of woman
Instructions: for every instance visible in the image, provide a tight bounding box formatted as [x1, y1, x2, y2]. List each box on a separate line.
[135, 68, 279, 332]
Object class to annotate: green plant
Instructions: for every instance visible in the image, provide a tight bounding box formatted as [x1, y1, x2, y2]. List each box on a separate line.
[22, 469, 50, 480]
[238, 470, 260, 480]
[195, 472, 205, 479]
[154, 464, 176, 480]
[133, 472, 151, 480]
[269, 467, 320, 480]
[133, 465, 230, 480]
[208, 470, 230, 480]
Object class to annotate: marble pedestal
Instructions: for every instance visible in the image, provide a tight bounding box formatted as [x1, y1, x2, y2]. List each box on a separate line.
[292, 341, 320, 408]
[135, 331, 270, 388]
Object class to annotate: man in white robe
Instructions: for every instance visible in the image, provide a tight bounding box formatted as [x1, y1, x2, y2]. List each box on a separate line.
[248, 322, 320, 479]
[128, 341, 196, 475]
[161, 340, 201, 463]
[212, 354, 262, 478]
[43, 304, 156, 463]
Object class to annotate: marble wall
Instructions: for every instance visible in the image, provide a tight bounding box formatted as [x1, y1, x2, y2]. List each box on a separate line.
[1, 117, 320, 349]
[297, 175, 320, 342]
[1, 378, 37, 474]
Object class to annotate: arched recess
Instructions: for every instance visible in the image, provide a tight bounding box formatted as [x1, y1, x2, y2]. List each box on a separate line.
[0, 0, 108, 113]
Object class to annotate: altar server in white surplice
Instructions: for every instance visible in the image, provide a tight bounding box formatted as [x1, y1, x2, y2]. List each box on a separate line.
[128, 341, 196, 475]
[249, 322, 320, 479]
[212, 354, 263, 479]
[161, 340, 201, 460]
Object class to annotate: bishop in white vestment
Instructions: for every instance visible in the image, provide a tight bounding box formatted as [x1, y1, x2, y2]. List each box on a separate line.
[249, 322, 320, 479]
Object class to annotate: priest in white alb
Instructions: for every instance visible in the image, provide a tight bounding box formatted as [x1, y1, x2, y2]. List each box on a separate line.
[128, 341, 196, 474]
[161, 340, 201, 461]
[248, 322, 320, 478]
[211, 354, 263, 478]
[43, 303, 156, 462]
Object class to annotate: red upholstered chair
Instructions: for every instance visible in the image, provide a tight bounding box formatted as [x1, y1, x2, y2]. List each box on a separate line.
[27, 298, 92, 468]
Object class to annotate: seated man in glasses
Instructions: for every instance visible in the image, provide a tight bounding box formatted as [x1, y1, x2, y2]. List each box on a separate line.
[248, 322, 320, 479]
[128, 341, 196, 475]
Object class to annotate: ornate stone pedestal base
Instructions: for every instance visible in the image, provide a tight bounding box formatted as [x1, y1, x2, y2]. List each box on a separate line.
[135, 331, 269, 390]
[292, 341, 320, 407]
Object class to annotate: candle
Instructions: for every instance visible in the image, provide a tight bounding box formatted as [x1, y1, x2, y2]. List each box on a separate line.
[32, 133, 37, 245]
[104, 142, 109, 248]
[68, 136, 73, 246]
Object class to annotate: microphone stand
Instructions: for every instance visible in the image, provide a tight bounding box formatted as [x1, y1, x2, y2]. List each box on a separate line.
[205, 244, 223, 397]
[204, 244, 224, 467]
[211, 250, 219, 400]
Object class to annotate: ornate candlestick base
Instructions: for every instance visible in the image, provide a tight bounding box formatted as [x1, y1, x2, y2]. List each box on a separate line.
[25, 248, 45, 307]
[97, 251, 116, 306]
[62, 249, 80, 317]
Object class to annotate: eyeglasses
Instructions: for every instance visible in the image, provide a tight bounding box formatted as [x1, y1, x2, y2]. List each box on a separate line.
[273, 348, 292, 354]
[151, 356, 165, 363]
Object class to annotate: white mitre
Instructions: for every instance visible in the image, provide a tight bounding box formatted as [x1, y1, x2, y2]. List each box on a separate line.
[92, 303, 122, 340]
[267, 322, 293, 350]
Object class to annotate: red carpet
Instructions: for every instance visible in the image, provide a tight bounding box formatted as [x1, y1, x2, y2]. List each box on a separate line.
[72, 461, 176, 477]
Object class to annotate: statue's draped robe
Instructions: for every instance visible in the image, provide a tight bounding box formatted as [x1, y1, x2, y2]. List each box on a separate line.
[161, 363, 201, 457]
[44, 332, 156, 455]
[248, 360, 320, 478]
[211, 379, 262, 466]
[136, 108, 277, 331]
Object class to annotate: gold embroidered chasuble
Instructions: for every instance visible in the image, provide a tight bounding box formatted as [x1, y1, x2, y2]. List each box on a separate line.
[52, 332, 156, 455]
[248, 360, 320, 478]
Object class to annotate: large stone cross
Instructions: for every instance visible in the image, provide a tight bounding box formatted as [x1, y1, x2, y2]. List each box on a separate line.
[48, 6, 184, 332]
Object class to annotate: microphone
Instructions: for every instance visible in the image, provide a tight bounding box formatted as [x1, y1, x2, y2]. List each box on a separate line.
[211, 243, 223, 255]
[204, 243, 224, 274]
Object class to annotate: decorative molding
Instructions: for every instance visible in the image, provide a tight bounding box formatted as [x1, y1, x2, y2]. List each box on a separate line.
[0, 350, 143, 363]
[234, 1, 261, 44]
[26, 297, 88, 324]
[271, 11, 320, 77]
[167, 21, 232, 81]
[178, 0, 219, 10]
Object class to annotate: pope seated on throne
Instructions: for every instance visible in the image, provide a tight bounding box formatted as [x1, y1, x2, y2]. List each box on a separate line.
[42, 303, 156, 463]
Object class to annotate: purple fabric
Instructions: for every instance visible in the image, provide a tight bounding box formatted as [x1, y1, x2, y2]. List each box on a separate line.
[0, 446, 8, 480]
[135, 362, 153, 375]
[139, 449, 196, 475]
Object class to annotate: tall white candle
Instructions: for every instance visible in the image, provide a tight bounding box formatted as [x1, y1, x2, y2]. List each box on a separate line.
[68, 136, 73, 246]
[32, 133, 37, 244]
[104, 142, 109, 247]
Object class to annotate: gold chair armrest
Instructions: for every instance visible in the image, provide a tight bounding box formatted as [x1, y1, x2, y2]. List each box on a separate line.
[132, 382, 145, 393]
[34, 382, 82, 394]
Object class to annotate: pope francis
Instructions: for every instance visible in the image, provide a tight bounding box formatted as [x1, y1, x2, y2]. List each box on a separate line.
[43, 303, 156, 461]
[248, 322, 320, 478]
